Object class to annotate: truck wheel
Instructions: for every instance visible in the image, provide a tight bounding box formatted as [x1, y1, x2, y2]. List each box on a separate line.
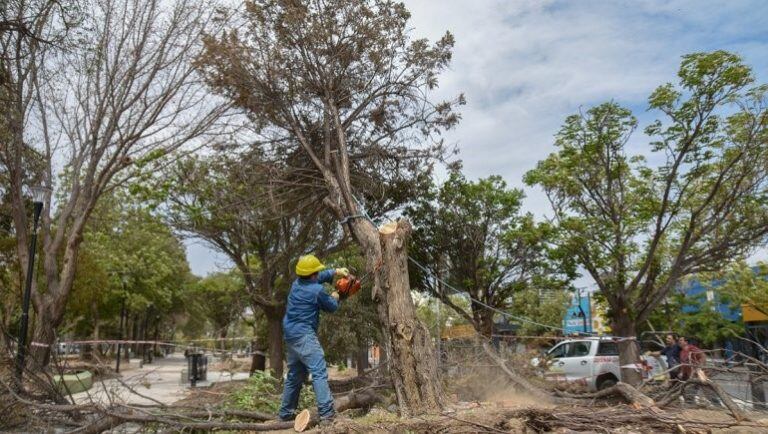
[597, 377, 617, 390]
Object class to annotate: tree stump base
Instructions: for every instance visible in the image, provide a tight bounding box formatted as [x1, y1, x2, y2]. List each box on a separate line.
[294, 409, 311, 432]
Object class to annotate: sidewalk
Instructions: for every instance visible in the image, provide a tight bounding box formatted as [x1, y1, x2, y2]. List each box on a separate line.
[70, 353, 249, 405]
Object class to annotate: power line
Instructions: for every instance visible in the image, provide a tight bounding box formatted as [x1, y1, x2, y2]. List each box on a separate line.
[407, 257, 565, 332]
[348, 194, 567, 333]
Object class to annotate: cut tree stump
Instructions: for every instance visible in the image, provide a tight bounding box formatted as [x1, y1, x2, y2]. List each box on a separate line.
[294, 409, 311, 432]
[294, 388, 383, 432]
[375, 219, 443, 417]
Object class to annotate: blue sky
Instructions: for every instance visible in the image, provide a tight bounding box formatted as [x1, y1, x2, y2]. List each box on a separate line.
[185, 0, 768, 277]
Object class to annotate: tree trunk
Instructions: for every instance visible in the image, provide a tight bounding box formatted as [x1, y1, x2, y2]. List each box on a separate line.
[219, 328, 228, 353]
[92, 300, 100, 342]
[131, 314, 139, 356]
[473, 306, 494, 338]
[141, 313, 149, 363]
[124, 315, 131, 361]
[29, 312, 56, 369]
[613, 315, 642, 386]
[375, 219, 443, 417]
[356, 340, 368, 377]
[264, 308, 284, 378]
[250, 338, 266, 375]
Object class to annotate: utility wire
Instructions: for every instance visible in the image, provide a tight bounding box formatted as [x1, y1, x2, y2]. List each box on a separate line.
[348, 194, 568, 333]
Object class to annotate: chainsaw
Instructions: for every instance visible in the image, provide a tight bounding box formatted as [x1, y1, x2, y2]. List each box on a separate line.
[334, 261, 382, 300]
[334, 274, 362, 300]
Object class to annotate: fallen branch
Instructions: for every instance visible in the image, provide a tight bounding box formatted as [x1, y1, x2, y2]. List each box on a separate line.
[178, 408, 275, 421]
[294, 387, 383, 431]
[507, 406, 763, 433]
[481, 343, 554, 404]
[654, 382, 685, 407]
[70, 409, 295, 433]
[554, 382, 656, 408]
[686, 378, 748, 422]
[63, 386, 383, 432]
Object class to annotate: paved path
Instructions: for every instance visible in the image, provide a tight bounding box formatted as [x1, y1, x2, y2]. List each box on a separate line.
[71, 353, 249, 406]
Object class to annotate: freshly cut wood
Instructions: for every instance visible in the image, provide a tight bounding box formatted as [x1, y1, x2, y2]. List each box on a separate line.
[294, 409, 311, 432]
[292, 388, 383, 432]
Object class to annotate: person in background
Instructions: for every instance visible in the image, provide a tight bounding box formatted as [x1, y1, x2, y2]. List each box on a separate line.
[678, 336, 720, 406]
[647, 333, 681, 380]
[723, 340, 735, 368]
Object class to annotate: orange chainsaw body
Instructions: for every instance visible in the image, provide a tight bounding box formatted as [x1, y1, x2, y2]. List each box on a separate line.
[335, 275, 361, 297]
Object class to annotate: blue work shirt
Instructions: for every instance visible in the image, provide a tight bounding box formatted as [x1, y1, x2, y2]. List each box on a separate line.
[661, 343, 681, 367]
[283, 269, 338, 343]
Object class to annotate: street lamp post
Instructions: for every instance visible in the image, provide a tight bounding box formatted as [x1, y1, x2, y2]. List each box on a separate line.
[15, 185, 49, 384]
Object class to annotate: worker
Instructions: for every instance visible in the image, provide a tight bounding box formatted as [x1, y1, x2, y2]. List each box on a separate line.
[277, 254, 351, 424]
[646, 333, 681, 380]
[678, 336, 721, 406]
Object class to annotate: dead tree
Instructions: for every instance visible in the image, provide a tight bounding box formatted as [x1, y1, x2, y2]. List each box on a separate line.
[1, 0, 226, 369]
[195, 0, 464, 415]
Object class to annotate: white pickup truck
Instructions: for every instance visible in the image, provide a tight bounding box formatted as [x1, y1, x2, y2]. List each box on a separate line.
[534, 337, 667, 391]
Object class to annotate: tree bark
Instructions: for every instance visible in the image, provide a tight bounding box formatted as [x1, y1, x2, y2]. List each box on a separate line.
[356, 339, 368, 377]
[249, 339, 266, 375]
[219, 328, 227, 353]
[264, 308, 284, 378]
[375, 219, 443, 417]
[613, 314, 643, 386]
[29, 316, 56, 368]
[473, 307, 494, 338]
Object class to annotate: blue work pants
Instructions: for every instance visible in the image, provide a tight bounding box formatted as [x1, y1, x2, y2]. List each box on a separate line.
[278, 333, 335, 420]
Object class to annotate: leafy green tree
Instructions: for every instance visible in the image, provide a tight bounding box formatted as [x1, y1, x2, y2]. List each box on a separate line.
[525, 51, 768, 384]
[716, 261, 768, 317]
[65, 192, 194, 355]
[194, 271, 248, 346]
[414, 294, 471, 335]
[167, 152, 340, 377]
[408, 172, 573, 337]
[509, 289, 571, 336]
[645, 283, 742, 348]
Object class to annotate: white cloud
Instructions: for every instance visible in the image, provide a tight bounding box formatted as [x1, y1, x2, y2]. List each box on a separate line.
[404, 0, 768, 217]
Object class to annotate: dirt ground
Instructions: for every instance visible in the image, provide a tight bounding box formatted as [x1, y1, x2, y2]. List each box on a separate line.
[176, 378, 768, 433]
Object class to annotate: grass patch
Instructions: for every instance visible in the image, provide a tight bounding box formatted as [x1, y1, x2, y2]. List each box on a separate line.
[353, 407, 400, 425]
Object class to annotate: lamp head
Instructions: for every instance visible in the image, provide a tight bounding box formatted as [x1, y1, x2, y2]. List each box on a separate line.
[29, 185, 51, 205]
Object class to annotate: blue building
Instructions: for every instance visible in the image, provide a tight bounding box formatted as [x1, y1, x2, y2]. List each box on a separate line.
[678, 278, 742, 322]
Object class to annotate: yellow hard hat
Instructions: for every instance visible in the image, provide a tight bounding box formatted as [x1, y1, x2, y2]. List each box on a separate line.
[295, 254, 325, 277]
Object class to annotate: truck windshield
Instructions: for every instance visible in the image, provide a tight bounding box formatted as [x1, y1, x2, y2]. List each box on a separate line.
[567, 341, 591, 357]
[549, 341, 592, 358]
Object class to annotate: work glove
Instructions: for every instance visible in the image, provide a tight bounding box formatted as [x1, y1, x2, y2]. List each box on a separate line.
[335, 267, 350, 277]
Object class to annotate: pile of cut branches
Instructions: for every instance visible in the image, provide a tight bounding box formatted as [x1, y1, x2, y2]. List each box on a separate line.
[3, 376, 382, 433]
